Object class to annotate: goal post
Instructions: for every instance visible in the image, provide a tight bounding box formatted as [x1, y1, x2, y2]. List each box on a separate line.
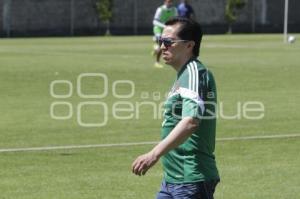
[283, 0, 289, 43]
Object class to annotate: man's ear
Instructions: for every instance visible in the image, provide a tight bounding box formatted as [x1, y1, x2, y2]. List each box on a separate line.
[187, 41, 195, 50]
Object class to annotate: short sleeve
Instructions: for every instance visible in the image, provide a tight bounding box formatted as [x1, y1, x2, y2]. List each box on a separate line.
[178, 62, 206, 119]
[180, 88, 204, 119]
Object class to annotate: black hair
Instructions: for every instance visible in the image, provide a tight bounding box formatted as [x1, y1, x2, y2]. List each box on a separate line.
[165, 17, 203, 57]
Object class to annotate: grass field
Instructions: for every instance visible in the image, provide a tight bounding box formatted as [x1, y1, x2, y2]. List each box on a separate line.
[0, 34, 299, 199]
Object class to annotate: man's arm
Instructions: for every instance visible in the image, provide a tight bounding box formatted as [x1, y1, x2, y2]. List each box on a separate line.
[153, 7, 166, 28]
[131, 116, 199, 176]
[153, 20, 166, 28]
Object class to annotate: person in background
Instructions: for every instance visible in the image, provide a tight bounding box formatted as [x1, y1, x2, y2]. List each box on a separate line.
[177, 0, 195, 19]
[152, 0, 178, 68]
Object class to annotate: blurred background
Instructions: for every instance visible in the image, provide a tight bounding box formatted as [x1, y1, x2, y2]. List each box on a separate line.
[1, 0, 299, 37]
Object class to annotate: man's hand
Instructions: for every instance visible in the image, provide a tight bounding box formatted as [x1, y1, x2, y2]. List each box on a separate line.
[131, 151, 159, 176]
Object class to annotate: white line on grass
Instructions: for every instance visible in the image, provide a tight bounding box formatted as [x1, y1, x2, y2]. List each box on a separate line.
[0, 133, 299, 153]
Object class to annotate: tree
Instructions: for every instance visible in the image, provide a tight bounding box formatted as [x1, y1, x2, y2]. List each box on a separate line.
[225, 0, 247, 33]
[95, 0, 113, 35]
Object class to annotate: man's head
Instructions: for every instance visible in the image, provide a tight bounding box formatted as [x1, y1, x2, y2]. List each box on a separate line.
[164, 0, 173, 8]
[160, 17, 203, 69]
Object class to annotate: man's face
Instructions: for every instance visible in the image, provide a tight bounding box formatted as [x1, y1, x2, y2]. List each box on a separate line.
[165, 0, 172, 7]
[160, 24, 190, 68]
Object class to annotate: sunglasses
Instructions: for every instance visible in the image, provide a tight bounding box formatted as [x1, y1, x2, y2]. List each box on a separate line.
[159, 38, 189, 47]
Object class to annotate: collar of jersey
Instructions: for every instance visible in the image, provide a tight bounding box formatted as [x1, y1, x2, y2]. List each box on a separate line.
[162, 5, 173, 10]
[177, 57, 198, 78]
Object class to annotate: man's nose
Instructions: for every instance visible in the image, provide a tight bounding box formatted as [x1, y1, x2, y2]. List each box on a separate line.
[160, 42, 167, 50]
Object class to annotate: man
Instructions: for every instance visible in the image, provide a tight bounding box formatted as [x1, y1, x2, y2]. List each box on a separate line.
[152, 0, 177, 68]
[177, 0, 195, 19]
[132, 17, 220, 199]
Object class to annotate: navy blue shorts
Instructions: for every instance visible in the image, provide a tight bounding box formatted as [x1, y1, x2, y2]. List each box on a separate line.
[156, 180, 219, 199]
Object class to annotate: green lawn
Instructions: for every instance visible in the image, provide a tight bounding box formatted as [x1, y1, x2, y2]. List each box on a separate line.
[0, 34, 299, 198]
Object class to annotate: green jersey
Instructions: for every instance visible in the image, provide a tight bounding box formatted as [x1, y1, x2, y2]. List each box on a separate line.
[153, 5, 177, 35]
[161, 58, 219, 183]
